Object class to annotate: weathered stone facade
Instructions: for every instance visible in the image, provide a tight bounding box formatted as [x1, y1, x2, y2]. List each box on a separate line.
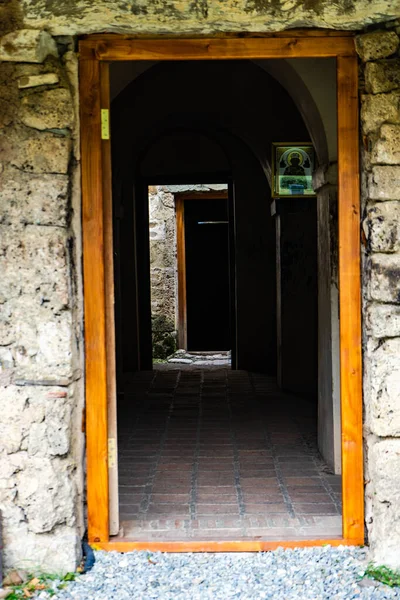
[19, 0, 400, 35]
[0, 0, 400, 577]
[0, 32, 84, 572]
[358, 28, 400, 569]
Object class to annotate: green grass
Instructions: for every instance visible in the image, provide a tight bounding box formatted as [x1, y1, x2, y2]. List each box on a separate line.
[364, 563, 400, 587]
[4, 572, 77, 599]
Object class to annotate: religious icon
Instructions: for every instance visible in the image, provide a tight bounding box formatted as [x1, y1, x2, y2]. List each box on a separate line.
[272, 143, 316, 198]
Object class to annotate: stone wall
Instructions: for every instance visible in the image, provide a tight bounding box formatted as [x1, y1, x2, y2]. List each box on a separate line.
[18, 0, 400, 35]
[0, 30, 84, 572]
[1, 5, 400, 575]
[149, 186, 177, 325]
[357, 26, 400, 569]
[148, 186, 177, 359]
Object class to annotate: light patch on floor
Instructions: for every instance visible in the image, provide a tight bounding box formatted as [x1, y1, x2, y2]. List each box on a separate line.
[155, 350, 231, 369]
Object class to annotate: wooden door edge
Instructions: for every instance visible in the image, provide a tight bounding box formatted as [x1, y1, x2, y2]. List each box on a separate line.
[80, 57, 110, 544]
[337, 54, 364, 544]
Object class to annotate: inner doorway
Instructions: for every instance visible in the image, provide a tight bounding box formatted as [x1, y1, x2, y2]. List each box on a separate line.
[148, 184, 234, 366]
[80, 35, 363, 551]
[184, 197, 230, 352]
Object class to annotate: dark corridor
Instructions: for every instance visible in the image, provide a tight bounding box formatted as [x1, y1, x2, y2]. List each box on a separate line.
[111, 59, 318, 385]
[109, 58, 339, 543]
[185, 199, 231, 351]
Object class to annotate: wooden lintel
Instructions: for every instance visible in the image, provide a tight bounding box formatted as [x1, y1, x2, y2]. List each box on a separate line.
[79, 36, 355, 62]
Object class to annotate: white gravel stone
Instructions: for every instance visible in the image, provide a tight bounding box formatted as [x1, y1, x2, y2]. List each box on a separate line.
[50, 547, 400, 600]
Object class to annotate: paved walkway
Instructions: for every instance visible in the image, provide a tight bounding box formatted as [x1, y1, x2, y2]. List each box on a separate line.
[117, 369, 341, 540]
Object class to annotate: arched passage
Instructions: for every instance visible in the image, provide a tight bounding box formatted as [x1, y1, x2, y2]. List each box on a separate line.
[111, 59, 317, 380]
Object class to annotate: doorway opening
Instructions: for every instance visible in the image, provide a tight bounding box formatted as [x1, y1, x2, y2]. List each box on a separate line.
[148, 185, 233, 370]
[178, 192, 230, 353]
[112, 56, 341, 542]
[80, 35, 363, 551]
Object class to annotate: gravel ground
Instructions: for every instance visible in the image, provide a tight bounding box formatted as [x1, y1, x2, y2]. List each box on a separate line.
[43, 546, 400, 600]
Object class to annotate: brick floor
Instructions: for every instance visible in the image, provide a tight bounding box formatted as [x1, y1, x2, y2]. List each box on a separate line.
[117, 369, 342, 540]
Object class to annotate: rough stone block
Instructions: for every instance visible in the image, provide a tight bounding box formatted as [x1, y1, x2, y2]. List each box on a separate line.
[16, 457, 76, 533]
[150, 267, 176, 322]
[0, 167, 69, 227]
[367, 303, 400, 338]
[18, 0, 400, 36]
[361, 91, 400, 134]
[3, 524, 81, 573]
[365, 59, 400, 94]
[0, 452, 27, 482]
[29, 394, 71, 457]
[356, 30, 399, 62]
[10, 133, 71, 174]
[0, 225, 73, 379]
[0, 30, 58, 63]
[0, 224, 69, 299]
[0, 386, 29, 454]
[368, 166, 400, 200]
[372, 124, 400, 164]
[4, 302, 73, 381]
[368, 439, 400, 569]
[0, 385, 70, 457]
[0, 63, 19, 130]
[367, 201, 400, 252]
[369, 254, 400, 303]
[62, 50, 80, 160]
[149, 219, 166, 241]
[312, 162, 338, 191]
[18, 73, 59, 89]
[366, 338, 400, 436]
[20, 87, 74, 131]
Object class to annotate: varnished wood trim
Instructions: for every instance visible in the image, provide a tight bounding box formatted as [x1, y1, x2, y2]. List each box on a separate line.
[176, 198, 187, 350]
[80, 58, 109, 544]
[100, 62, 119, 537]
[93, 538, 363, 553]
[337, 55, 364, 544]
[79, 36, 355, 61]
[80, 34, 363, 550]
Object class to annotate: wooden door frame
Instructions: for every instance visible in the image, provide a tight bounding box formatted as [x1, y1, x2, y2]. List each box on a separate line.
[79, 32, 363, 551]
[175, 190, 229, 350]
